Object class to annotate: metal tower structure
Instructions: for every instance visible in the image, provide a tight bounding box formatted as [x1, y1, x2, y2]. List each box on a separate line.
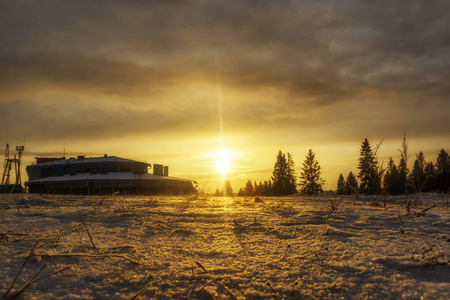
[1, 144, 25, 192]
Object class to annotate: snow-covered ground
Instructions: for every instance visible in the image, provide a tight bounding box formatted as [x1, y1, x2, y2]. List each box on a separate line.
[1, 193, 449, 299]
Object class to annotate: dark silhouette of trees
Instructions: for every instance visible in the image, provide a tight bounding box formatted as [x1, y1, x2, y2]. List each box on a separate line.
[423, 162, 437, 192]
[345, 171, 358, 195]
[254, 181, 264, 196]
[299, 149, 324, 195]
[271, 151, 297, 195]
[410, 151, 426, 194]
[223, 179, 233, 196]
[215, 179, 233, 196]
[244, 180, 254, 196]
[237, 179, 274, 197]
[436, 149, 450, 193]
[336, 174, 346, 195]
[263, 180, 273, 196]
[234, 134, 450, 197]
[287, 153, 297, 194]
[397, 133, 409, 194]
[383, 157, 403, 195]
[332, 134, 448, 196]
[357, 138, 381, 195]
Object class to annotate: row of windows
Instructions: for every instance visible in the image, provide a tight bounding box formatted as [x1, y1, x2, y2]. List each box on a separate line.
[40, 163, 148, 178]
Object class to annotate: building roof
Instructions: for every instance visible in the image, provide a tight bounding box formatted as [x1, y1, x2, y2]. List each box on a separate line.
[27, 156, 149, 168]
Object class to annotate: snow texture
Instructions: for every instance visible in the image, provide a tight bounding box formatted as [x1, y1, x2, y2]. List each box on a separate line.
[1, 194, 449, 299]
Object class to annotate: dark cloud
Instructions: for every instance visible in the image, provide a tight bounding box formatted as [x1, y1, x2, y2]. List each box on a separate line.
[0, 97, 220, 142]
[0, 0, 448, 150]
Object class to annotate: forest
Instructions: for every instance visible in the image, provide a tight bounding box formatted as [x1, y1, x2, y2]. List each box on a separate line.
[217, 135, 450, 198]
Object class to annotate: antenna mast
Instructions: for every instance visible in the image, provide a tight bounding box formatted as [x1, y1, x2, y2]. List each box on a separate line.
[1, 144, 25, 192]
[1, 144, 10, 185]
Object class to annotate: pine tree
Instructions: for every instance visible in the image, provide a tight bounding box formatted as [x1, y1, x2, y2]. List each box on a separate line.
[384, 157, 401, 195]
[215, 188, 221, 197]
[398, 157, 408, 195]
[262, 180, 272, 196]
[299, 149, 324, 195]
[436, 149, 450, 193]
[410, 151, 426, 194]
[286, 153, 298, 194]
[272, 151, 287, 195]
[397, 133, 409, 194]
[244, 180, 254, 196]
[336, 174, 346, 195]
[271, 151, 297, 195]
[423, 162, 436, 192]
[357, 138, 381, 195]
[254, 181, 263, 196]
[238, 188, 245, 196]
[222, 179, 234, 197]
[345, 171, 358, 195]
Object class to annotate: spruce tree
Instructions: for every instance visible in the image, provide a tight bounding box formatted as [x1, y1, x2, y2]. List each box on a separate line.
[272, 151, 287, 195]
[223, 179, 234, 196]
[271, 151, 297, 195]
[336, 174, 346, 195]
[345, 171, 358, 195]
[254, 181, 264, 196]
[410, 152, 426, 194]
[436, 149, 450, 193]
[286, 153, 298, 194]
[423, 162, 436, 193]
[244, 180, 254, 196]
[357, 138, 381, 195]
[398, 133, 409, 194]
[398, 158, 408, 194]
[384, 157, 401, 195]
[263, 180, 272, 196]
[299, 149, 324, 195]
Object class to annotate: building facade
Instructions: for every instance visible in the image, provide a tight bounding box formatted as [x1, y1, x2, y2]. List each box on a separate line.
[25, 155, 197, 195]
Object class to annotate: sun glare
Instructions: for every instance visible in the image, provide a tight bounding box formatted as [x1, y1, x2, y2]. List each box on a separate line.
[214, 149, 232, 174]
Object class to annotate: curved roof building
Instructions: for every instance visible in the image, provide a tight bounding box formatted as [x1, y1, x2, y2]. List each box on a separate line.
[25, 155, 197, 195]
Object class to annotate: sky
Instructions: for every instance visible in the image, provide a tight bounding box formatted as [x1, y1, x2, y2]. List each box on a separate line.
[1, 0, 449, 193]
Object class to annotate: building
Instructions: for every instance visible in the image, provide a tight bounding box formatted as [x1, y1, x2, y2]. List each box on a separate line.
[25, 155, 197, 195]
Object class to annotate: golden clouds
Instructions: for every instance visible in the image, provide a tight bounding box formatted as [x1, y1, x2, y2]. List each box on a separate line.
[0, 1, 449, 190]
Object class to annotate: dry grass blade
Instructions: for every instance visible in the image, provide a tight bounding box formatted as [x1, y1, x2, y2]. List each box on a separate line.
[129, 282, 152, 300]
[78, 212, 97, 249]
[292, 281, 299, 297]
[33, 253, 141, 265]
[32, 265, 73, 284]
[197, 276, 223, 294]
[298, 247, 328, 259]
[3, 241, 38, 298]
[327, 194, 346, 219]
[398, 210, 404, 225]
[266, 282, 278, 296]
[9, 263, 48, 299]
[195, 261, 208, 273]
[420, 204, 438, 213]
[233, 219, 242, 227]
[217, 283, 237, 300]
[280, 244, 291, 261]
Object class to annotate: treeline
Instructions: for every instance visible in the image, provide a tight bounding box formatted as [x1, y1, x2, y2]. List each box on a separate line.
[337, 135, 450, 196]
[216, 149, 325, 197]
[215, 135, 450, 197]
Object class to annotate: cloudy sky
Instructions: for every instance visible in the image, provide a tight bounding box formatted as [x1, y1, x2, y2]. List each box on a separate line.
[1, 0, 449, 192]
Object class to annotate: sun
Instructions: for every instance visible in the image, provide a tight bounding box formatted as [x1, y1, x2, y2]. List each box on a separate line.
[214, 149, 232, 174]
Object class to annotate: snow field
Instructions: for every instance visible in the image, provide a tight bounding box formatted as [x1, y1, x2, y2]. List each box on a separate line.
[0, 194, 449, 299]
